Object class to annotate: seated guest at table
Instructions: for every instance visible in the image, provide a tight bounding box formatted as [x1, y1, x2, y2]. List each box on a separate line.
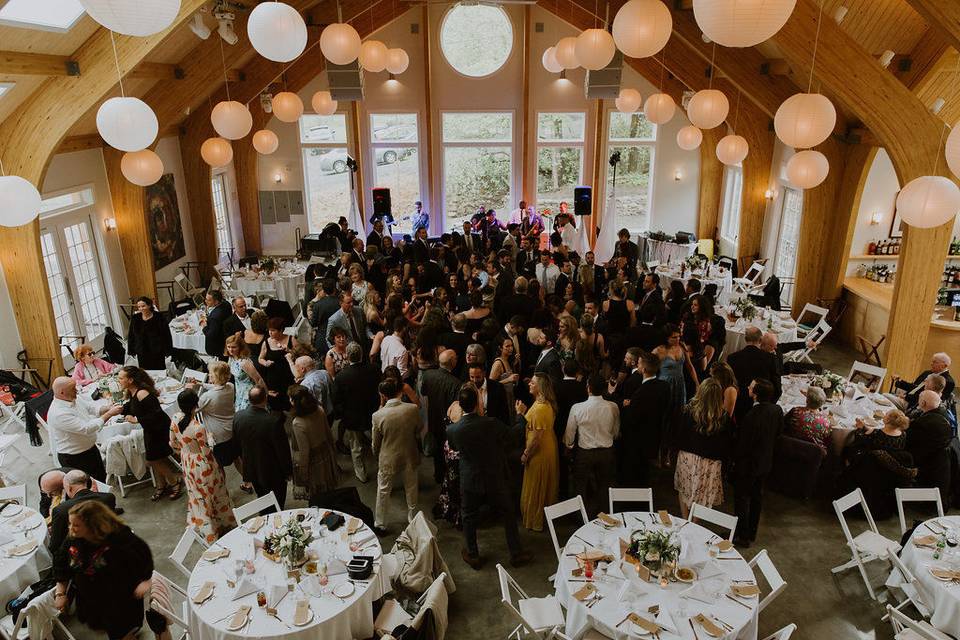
[904, 374, 947, 420]
[47, 376, 123, 482]
[906, 390, 953, 497]
[665, 280, 687, 325]
[286, 385, 338, 504]
[170, 389, 236, 543]
[127, 296, 171, 370]
[201, 290, 231, 361]
[39, 468, 70, 521]
[846, 409, 916, 480]
[332, 342, 381, 483]
[760, 331, 814, 379]
[71, 344, 116, 387]
[564, 374, 619, 518]
[258, 317, 298, 411]
[233, 386, 292, 509]
[52, 500, 153, 640]
[733, 379, 782, 547]
[674, 378, 732, 518]
[889, 352, 955, 411]
[223, 295, 252, 339]
[784, 386, 831, 454]
[710, 361, 739, 419]
[727, 327, 780, 422]
[371, 379, 421, 533]
[49, 470, 117, 554]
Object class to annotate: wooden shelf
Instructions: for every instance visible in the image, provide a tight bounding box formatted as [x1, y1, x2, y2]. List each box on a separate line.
[848, 254, 960, 261]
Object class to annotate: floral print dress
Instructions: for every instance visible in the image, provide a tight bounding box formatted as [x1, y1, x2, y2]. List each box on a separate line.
[170, 416, 236, 543]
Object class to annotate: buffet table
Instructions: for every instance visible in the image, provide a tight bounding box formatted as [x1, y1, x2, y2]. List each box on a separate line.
[0, 505, 51, 609]
[640, 237, 698, 265]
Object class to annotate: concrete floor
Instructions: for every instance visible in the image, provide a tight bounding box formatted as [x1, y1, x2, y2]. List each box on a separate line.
[5, 340, 955, 640]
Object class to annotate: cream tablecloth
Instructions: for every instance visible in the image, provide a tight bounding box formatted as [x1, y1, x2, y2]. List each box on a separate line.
[170, 310, 207, 354]
[234, 269, 303, 306]
[641, 238, 698, 265]
[720, 310, 799, 357]
[0, 506, 51, 608]
[657, 266, 734, 307]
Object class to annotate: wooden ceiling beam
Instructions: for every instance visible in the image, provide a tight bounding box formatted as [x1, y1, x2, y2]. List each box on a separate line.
[760, 59, 792, 77]
[0, 51, 79, 76]
[126, 62, 182, 80]
[897, 30, 949, 90]
[905, 0, 960, 54]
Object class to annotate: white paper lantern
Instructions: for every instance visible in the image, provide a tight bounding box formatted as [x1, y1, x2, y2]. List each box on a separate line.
[271, 92, 303, 123]
[555, 37, 579, 69]
[644, 93, 677, 125]
[617, 88, 642, 113]
[897, 176, 960, 229]
[359, 40, 389, 72]
[211, 101, 253, 140]
[693, 0, 797, 48]
[774, 93, 836, 149]
[575, 28, 616, 71]
[79, 0, 180, 37]
[120, 150, 164, 186]
[716, 134, 749, 165]
[944, 123, 960, 180]
[311, 91, 338, 116]
[677, 125, 704, 150]
[612, 0, 672, 58]
[542, 47, 563, 73]
[786, 149, 830, 189]
[252, 130, 279, 155]
[0, 175, 41, 227]
[96, 97, 158, 152]
[386, 48, 410, 75]
[687, 89, 729, 129]
[248, 2, 308, 63]
[201, 137, 233, 168]
[320, 22, 361, 65]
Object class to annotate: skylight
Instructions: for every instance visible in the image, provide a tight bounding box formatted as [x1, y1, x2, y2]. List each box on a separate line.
[0, 0, 85, 32]
[0, 83, 14, 99]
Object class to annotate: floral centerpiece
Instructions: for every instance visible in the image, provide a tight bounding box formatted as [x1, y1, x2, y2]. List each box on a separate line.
[685, 254, 706, 272]
[259, 257, 276, 274]
[732, 296, 758, 322]
[263, 519, 313, 569]
[97, 374, 123, 403]
[626, 529, 680, 578]
[810, 371, 846, 399]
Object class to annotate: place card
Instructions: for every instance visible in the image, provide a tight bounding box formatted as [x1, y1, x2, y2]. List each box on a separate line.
[572, 583, 597, 601]
[628, 613, 661, 634]
[716, 540, 733, 552]
[347, 517, 362, 535]
[597, 512, 620, 528]
[272, 514, 283, 529]
[731, 584, 760, 598]
[694, 613, 724, 637]
[635, 563, 651, 582]
[658, 510, 672, 526]
[913, 535, 938, 548]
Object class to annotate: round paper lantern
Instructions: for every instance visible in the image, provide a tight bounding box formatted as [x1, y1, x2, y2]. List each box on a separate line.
[252, 130, 279, 155]
[0, 175, 41, 227]
[311, 91, 338, 116]
[120, 150, 164, 186]
[201, 137, 233, 168]
[693, 0, 797, 48]
[248, 2, 308, 63]
[211, 101, 253, 140]
[320, 22, 361, 65]
[575, 28, 616, 71]
[716, 134, 749, 165]
[786, 149, 830, 189]
[897, 176, 960, 229]
[96, 97, 158, 152]
[555, 36, 579, 69]
[687, 89, 729, 129]
[677, 125, 704, 150]
[944, 123, 960, 180]
[774, 93, 836, 149]
[612, 0, 672, 58]
[271, 92, 303, 123]
[542, 46, 563, 73]
[79, 0, 180, 37]
[644, 93, 676, 125]
[386, 48, 410, 74]
[359, 40, 389, 72]
[617, 88, 642, 113]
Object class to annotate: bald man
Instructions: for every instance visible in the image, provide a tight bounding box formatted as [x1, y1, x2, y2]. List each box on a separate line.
[420, 349, 462, 483]
[46, 377, 122, 482]
[48, 470, 116, 553]
[891, 353, 955, 411]
[290, 355, 331, 414]
[906, 389, 953, 496]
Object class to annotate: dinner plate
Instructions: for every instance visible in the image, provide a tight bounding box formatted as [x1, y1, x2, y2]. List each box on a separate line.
[332, 582, 355, 599]
[675, 567, 697, 583]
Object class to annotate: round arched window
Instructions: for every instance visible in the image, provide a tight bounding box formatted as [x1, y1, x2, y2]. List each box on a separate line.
[440, 4, 513, 77]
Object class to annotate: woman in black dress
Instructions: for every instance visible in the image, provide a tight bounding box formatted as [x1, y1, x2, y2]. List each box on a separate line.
[126, 296, 171, 370]
[118, 366, 181, 501]
[258, 317, 298, 411]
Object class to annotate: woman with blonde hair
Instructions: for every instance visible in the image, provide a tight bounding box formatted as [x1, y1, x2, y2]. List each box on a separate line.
[674, 378, 732, 517]
[517, 372, 559, 531]
[71, 344, 116, 387]
[709, 361, 739, 419]
[196, 360, 252, 492]
[226, 334, 264, 412]
[349, 263, 369, 303]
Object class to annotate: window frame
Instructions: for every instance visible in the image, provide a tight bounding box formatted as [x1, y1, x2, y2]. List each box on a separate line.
[298, 110, 353, 234]
[719, 165, 743, 246]
[210, 172, 235, 263]
[603, 109, 658, 234]
[535, 111, 586, 212]
[368, 112, 422, 235]
[438, 4, 513, 79]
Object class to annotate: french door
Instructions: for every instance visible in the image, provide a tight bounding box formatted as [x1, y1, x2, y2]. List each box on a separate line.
[773, 187, 804, 308]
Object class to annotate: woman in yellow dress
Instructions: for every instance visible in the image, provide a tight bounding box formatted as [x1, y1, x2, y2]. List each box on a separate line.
[517, 373, 559, 531]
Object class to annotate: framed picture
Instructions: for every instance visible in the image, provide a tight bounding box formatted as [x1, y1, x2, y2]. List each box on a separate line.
[889, 196, 903, 238]
[145, 174, 186, 269]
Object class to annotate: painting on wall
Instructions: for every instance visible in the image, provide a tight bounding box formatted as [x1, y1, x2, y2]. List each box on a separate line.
[145, 173, 186, 269]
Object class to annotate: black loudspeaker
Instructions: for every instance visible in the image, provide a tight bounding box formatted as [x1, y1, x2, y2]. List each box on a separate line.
[372, 188, 391, 218]
[574, 186, 592, 216]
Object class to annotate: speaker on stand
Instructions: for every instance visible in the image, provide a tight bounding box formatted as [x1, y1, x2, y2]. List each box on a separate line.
[371, 187, 394, 232]
[574, 186, 592, 216]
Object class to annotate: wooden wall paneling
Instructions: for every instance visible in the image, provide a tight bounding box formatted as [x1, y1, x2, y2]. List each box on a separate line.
[898, 33, 950, 90]
[697, 126, 725, 243]
[421, 5, 437, 227]
[179, 115, 217, 268]
[232, 108, 267, 257]
[734, 102, 774, 269]
[589, 100, 605, 247]
[905, 0, 960, 53]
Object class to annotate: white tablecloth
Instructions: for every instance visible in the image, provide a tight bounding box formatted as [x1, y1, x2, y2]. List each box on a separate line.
[886, 515, 960, 635]
[80, 376, 185, 420]
[554, 512, 759, 640]
[0, 506, 52, 607]
[642, 239, 698, 265]
[720, 310, 798, 357]
[170, 311, 207, 354]
[657, 266, 734, 307]
[187, 508, 383, 640]
[234, 270, 303, 306]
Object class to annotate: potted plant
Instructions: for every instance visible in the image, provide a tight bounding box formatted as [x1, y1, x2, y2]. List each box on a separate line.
[263, 519, 313, 569]
[626, 529, 680, 578]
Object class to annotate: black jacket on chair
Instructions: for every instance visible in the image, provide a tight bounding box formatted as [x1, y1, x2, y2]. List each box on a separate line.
[233, 405, 293, 492]
[727, 345, 782, 421]
[49, 489, 117, 554]
[202, 301, 232, 357]
[734, 401, 784, 477]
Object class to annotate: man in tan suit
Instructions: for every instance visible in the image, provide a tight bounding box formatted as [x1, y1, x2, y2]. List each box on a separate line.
[371, 378, 421, 533]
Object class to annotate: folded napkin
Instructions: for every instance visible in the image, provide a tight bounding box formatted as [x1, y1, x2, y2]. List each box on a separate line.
[694, 613, 724, 638]
[577, 550, 614, 564]
[226, 606, 251, 631]
[245, 516, 265, 534]
[268, 582, 287, 608]
[913, 535, 938, 548]
[231, 576, 262, 601]
[606, 561, 627, 581]
[930, 567, 960, 581]
[617, 578, 647, 602]
[693, 559, 725, 580]
[347, 517, 362, 535]
[715, 540, 733, 552]
[572, 583, 598, 602]
[192, 581, 215, 604]
[731, 584, 760, 598]
[202, 547, 230, 562]
[656, 609, 679, 634]
[658, 510, 673, 526]
[597, 513, 621, 528]
[680, 583, 715, 605]
[5, 539, 37, 557]
[627, 613, 660, 634]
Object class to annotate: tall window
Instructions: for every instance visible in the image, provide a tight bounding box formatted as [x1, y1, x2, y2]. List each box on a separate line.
[536, 112, 585, 214]
[210, 174, 234, 262]
[442, 112, 512, 229]
[774, 187, 804, 306]
[719, 166, 743, 245]
[300, 113, 351, 232]
[370, 113, 420, 235]
[606, 111, 656, 231]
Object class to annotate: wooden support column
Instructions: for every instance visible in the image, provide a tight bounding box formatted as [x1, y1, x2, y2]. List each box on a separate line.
[735, 103, 774, 269]
[822, 145, 877, 298]
[421, 4, 437, 230]
[232, 109, 267, 257]
[350, 100, 366, 223]
[589, 100, 606, 247]
[179, 116, 218, 267]
[520, 5, 532, 199]
[697, 126, 725, 243]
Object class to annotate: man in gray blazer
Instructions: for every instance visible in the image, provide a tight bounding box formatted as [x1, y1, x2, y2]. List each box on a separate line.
[371, 379, 421, 533]
[325, 291, 372, 351]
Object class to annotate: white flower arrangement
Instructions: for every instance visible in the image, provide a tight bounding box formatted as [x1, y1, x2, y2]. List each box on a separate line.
[264, 519, 313, 567]
[810, 371, 846, 398]
[97, 375, 123, 403]
[733, 297, 758, 322]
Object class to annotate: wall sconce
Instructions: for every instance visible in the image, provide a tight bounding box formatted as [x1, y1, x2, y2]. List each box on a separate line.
[273, 173, 282, 184]
[764, 189, 776, 201]
[104, 217, 117, 231]
[559, 69, 568, 81]
[673, 170, 682, 181]
[870, 211, 883, 225]
[388, 72, 397, 82]
[879, 50, 895, 68]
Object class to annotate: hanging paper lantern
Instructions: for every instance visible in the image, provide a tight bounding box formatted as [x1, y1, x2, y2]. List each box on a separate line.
[542, 47, 563, 73]
[201, 137, 233, 168]
[774, 93, 837, 149]
[944, 123, 960, 180]
[271, 92, 303, 123]
[575, 28, 616, 71]
[555, 37, 579, 69]
[252, 130, 279, 155]
[386, 48, 410, 75]
[716, 134, 749, 165]
[677, 126, 704, 150]
[897, 176, 960, 229]
[0, 175, 41, 227]
[617, 88, 642, 113]
[359, 40, 389, 72]
[96, 97, 158, 152]
[693, 0, 797, 48]
[320, 22, 362, 65]
[786, 149, 830, 189]
[79, 0, 180, 37]
[644, 93, 676, 125]
[248, 1, 308, 63]
[612, 0, 672, 58]
[211, 101, 253, 140]
[687, 89, 729, 129]
[311, 91, 338, 116]
[120, 150, 164, 186]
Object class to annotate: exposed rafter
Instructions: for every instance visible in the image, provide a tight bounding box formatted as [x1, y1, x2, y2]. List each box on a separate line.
[905, 0, 960, 53]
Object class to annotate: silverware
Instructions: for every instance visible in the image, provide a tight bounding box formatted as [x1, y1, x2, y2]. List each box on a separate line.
[725, 593, 752, 610]
[689, 618, 700, 640]
[572, 534, 595, 547]
[265, 611, 290, 629]
[712, 615, 734, 631]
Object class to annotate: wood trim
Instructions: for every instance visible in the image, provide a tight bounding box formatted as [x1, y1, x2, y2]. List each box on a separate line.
[905, 0, 960, 53]
[898, 32, 950, 91]
[589, 99, 604, 248]
[56, 134, 103, 154]
[0, 51, 76, 76]
[697, 126, 724, 243]
[520, 4, 532, 200]
[422, 4, 437, 231]
[350, 100, 365, 223]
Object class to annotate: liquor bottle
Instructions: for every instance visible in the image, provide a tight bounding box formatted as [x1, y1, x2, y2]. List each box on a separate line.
[868, 240, 877, 255]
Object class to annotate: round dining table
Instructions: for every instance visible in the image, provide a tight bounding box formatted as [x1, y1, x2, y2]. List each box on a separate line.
[720, 310, 799, 357]
[187, 508, 385, 640]
[553, 512, 760, 639]
[656, 266, 734, 307]
[170, 310, 207, 354]
[234, 269, 303, 306]
[0, 505, 52, 608]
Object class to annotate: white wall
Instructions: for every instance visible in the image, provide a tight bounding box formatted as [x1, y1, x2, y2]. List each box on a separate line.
[845, 148, 900, 273]
[0, 264, 23, 368]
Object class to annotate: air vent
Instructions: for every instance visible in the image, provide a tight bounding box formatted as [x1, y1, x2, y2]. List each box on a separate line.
[584, 51, 623, 100]
[327, 61, 364, 102]
[411, 22, 419, 34]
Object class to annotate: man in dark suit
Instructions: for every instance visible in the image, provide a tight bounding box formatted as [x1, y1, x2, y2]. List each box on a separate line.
[533, 326, 563, 386]
[331, 343, 381, 483]
[466, 363, 508, 423]
[350, 237, 367, 274]
[733, 379, 783, 547]
[637, 272, 664, 318]
[906, 390, 953, 498]
[439, 314, 472, 377]
[49, 470, 117, 553]
[460, 220, 482, 255]
[366, 218, 385, 252]
[447, 385, 531, 569]
[326, 291, 372, 352]
[614, 228, 639, 266]
[202, 290, 232, 360]
[727, 327, 781, 422]
[609, 347, 644, 408]
[892, 353, 955, 411]
[420, 350, 463, 484]
[223, 295, 252, 340]
[233, 386, 293, 508]
[515, 236, 540, 278]
[554, 257, 582, 301]
[411, 227, 430, 264]
[622, 352, 670, 484]
[554, 358, 587, 499]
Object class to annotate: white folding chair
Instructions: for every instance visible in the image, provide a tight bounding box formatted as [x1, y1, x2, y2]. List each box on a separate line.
[748, 549, 787, 613]
[254, 289, 278, 307]
[895, 488, 945, 536]
[795, 303, 829, 335]
[0, 588, 77, 640]
[169, 526, 210, 579]
[733, 261, 765, 293]
[847, 361, 888, 393]
[232, 491, 281, 523]
[608, 487, 653, 514]
[832, 488, 901, 600]
[688, 502, 738, 542]
[150, 570, 190, 640]
[885, 605, 952, 640]
[544, 496, 589, 563]
[0, 485, 26, 505]
[760, 624, 797, 640]
[497, 564, 565, 640]
[174, 273, 205, 306]
[785, 320, 831, 363]
[884, 550, 933, 622]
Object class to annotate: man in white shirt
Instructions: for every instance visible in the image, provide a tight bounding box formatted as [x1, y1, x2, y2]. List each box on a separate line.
[564, 374, 620, 518]
[46, 376, 123, 482]
[534, 251, 560, 296]
[379, 317, 411, 379]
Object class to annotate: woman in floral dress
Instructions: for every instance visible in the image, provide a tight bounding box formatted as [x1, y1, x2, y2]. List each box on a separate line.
[226, 335, 263, 412]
